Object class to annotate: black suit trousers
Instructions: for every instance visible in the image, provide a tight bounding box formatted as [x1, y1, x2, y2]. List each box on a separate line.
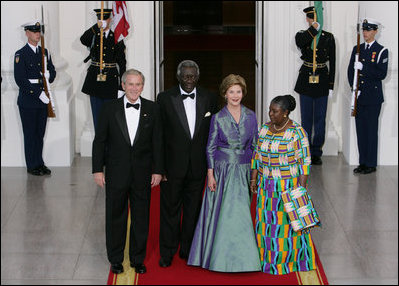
[159, 165, 205, 259]
[105, 179, 151, 265]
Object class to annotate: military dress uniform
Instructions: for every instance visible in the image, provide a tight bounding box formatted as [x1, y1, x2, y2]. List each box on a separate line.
[80, 9, 126, 129]
[14, 22, 56, 175]
[294, 6, 336, 165]
[347, 19, 388, 174]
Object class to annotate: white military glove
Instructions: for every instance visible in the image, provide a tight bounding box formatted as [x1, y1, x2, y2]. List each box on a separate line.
[312, 21, 320, 31]
[39, 91, 49, 104]
[354, 61, 363, 70]
[329, 89, 333, 98]
[97, 20, 107, 29]
[118, 90, 125, 98]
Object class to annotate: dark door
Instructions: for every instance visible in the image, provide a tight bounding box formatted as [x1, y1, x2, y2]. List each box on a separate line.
[163, 1, 256, 110]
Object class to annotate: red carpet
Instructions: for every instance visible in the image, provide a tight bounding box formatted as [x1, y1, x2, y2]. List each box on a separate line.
[108, 186, 328, 285]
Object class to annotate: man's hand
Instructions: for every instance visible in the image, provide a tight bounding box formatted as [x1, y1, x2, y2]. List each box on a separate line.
[151, 174, 162, 188]
[93, 172, 105, 188]
[39, 91, 49, 104]
[354, 61, 363, 71]
[312, 21, 320, 31]
[97, 20, 107, 29]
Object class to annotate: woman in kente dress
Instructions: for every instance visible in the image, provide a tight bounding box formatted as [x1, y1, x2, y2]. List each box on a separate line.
[187, 74, 261, 272]
[250, 95, 317, 275]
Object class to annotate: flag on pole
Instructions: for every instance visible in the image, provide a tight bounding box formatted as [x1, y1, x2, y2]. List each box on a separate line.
[111, 1, 130, 43]
[312, 1, 323, 50]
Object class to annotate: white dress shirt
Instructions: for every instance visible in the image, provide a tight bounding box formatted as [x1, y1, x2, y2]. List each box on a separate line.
[124, 96, 141, 145]
[28, 42, 39, 53]
[365, 40, 375, 50]
[179, 86, 196, 139]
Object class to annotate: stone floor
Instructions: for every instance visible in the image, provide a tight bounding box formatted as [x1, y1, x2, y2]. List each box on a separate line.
[1, 155, 398, 285]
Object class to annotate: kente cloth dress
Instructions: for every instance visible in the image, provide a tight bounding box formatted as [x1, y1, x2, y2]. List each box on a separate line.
[251, 121, 317, 275]
[187, 105, 261, 272]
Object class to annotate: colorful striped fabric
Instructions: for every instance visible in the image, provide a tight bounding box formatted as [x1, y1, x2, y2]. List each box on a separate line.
[252, 121, 317, 275]
[281, 186, 321, 232]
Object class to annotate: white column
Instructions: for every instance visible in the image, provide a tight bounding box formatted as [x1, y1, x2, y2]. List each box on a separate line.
[1, 1, 74, 167]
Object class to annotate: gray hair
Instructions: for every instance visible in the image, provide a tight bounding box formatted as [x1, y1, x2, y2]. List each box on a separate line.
[122, 69, 145, 85]
[176, 60, 200, 78]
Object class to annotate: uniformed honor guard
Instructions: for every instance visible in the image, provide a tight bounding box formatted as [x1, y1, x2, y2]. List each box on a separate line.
[80, 8, 127, 129]
[14, 21, 56, 176]
[294, 6, 336, 165]
[347, 18, 388, 175]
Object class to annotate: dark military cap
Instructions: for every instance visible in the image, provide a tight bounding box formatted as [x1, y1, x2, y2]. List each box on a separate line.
[22, 21, 41, 32]
[94, 9, 113, 20]
[303, 6, 315, 19]
[362, 18, 380, 31]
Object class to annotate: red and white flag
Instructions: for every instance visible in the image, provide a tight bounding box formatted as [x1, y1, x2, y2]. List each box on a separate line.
[111, 1, 130, 43]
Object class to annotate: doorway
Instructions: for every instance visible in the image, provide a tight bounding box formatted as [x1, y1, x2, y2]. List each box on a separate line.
[160, 1, 256, 110]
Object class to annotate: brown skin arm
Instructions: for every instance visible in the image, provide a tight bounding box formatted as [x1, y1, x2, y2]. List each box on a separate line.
[250, 169, 258, 193]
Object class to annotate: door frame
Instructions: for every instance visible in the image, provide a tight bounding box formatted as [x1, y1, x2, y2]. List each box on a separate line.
[154, 1, 264, 124]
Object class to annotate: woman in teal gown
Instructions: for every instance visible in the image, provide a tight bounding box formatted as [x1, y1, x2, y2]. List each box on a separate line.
[187, 74, 261, 272]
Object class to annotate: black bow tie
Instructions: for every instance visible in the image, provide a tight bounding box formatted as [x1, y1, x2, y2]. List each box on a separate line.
[126, 102, 140, 110]
[181, 93, 195, 100]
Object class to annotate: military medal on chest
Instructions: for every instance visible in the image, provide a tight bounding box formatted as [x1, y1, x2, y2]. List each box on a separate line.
[371, 52, 376, 62]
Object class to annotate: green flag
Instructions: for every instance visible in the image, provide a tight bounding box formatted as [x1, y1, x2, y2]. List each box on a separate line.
[311, 1, 323, 50]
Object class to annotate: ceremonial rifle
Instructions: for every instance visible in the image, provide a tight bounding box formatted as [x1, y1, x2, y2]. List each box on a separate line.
[351, 8, 361, 117]
[97, 1, 107, 81]
[40, 5, 56, 118]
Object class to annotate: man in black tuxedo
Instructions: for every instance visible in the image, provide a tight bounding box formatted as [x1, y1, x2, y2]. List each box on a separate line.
[92, 69, 164, 274]
[157, 60, 218, 267]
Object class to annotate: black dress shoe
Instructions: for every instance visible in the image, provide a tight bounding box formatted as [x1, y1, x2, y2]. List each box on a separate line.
[40, 165, 51, 175]
[131, 263, 146, 274]
[27, 168, 44, 176]
[159, 257, 172, 267]
[311, 156, 322, 165]
[360, 166, 376, 174]
[353, 164, 366, 173]
[111, 263, 124, 274]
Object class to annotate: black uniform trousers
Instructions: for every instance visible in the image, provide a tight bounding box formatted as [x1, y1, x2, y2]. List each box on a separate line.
[105, 173, 151, 265]
[18, 106, 47, 170]
[300, 94, 328, 158]
[90, 96, 113, 131]
[159, 164, 205, 260]
[355, 104, 382, 168]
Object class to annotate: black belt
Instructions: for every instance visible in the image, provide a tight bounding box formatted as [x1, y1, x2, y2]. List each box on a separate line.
[91, 61, 117, 68]
[303, 61, 327, 68]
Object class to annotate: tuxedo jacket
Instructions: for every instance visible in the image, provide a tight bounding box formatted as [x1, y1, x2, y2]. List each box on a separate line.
[92, 96, 164, 189]
[157, 86, 218, 179]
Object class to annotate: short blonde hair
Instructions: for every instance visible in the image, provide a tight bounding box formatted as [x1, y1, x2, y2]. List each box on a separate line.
[219, 74, 247, 98]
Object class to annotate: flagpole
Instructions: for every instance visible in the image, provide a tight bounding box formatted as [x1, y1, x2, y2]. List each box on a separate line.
[97, 1, 106, 81]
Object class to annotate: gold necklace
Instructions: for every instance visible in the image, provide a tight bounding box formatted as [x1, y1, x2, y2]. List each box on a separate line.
[273, 118, 289, 131]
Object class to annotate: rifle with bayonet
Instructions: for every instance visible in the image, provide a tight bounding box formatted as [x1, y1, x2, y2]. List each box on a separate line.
[351, 9, 361, 117]
[40, 5, 56, 118]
